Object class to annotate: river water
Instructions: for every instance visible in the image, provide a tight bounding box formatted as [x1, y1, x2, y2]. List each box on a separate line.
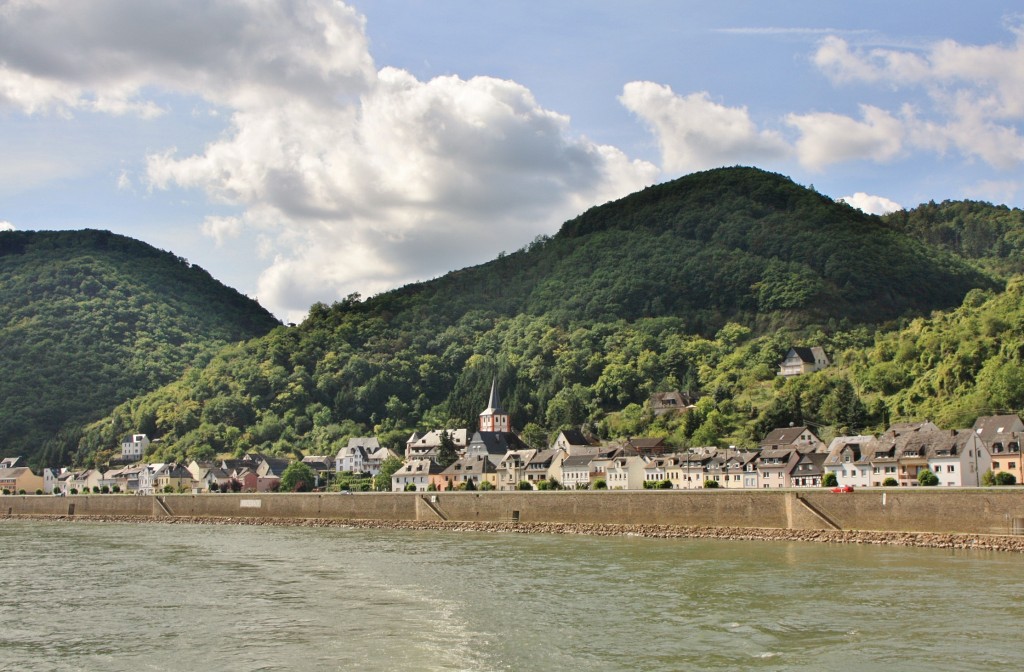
[0, 520, 1019, 671]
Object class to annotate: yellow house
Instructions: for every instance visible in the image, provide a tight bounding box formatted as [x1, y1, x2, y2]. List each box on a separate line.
[0, 467, 45, 493]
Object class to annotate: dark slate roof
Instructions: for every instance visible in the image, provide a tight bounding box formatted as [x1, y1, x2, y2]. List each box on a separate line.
[789, 347, 817, 363]
[443, 455, 497, 476]
[972, 414, 1024, 443]
[557, 429, 593, 447]
[467, 431, 528, 456]
[760, 426, 814, 446]
[561, 454, 596, 468]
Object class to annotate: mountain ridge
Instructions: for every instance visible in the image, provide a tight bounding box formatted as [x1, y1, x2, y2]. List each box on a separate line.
[0, 229, 280, 465]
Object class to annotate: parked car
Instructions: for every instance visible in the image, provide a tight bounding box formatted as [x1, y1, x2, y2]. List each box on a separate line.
[831, 485, 855, 493]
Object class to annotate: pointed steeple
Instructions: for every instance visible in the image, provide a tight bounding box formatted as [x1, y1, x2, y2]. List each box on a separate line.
[484, 378, 504, 414]
[479, 377, 511, 432]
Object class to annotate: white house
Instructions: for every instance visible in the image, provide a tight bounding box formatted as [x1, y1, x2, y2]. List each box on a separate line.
[824, 436, 875, 488]
[778, 347, 830, 376]
[926, 430, 990, 487]
[559, 453, 596, 490]
[405, 429, 468, 460]
[391, 459, 436, 492]
[335, 437, 381, 473]
[605, 454, 647, 490]
[121, 434, 150, 462]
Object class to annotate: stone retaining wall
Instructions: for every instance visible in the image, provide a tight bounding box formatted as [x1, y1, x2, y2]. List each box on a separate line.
[4, 489, 1024, 535]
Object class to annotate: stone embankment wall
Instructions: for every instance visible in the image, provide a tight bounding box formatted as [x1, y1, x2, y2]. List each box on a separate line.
[5, 489, 1024, 535]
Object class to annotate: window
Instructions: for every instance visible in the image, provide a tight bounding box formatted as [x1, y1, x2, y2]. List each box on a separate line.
[1010, 462, 1017, 469]
[947, 465, 955, 473]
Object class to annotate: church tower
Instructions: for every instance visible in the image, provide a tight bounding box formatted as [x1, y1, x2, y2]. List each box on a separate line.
[479, 378, 511, 432]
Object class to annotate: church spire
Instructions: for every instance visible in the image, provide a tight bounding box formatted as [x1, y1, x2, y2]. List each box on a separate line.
[479, 377, 511, 432]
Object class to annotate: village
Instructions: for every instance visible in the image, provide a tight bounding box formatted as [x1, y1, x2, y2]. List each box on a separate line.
[1, 346, 1021, 497]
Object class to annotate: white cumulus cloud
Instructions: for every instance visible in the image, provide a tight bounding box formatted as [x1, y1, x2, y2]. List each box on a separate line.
[839, 192, 902, 215]
[619, 82, 790, 173]
[0, 0, 657, 319]
[811, 27, 1024, 169]
[0, 220, 14, 231]
[787, 105, 904, 170]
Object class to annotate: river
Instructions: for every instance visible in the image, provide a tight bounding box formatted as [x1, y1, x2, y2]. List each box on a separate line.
[0, 520, 1019, 671]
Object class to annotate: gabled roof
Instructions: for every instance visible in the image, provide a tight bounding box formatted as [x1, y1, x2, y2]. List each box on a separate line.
[499, 449, 536, 467]
[527, 449, 562, 469]
[824, 435, 875, 466]
[883, 421, 940, 438]
[627, 437, 667, 453]
[760, 426, 817, 447]
[561, 454, 597, 469]
[347, 436, 381, 451]
[972, 414, 1024, 443]
[442, 455, 496, 476]
[556, 429, 593, 447]
[757, 448, 799, 462]
[790, 452, 827, 475]
[393, 459, 445, 476]
[302, 457, 333, 471]
[987, 431, 1024, 454]
[467, 431, 529, 456]
[408, 429, 469, 449]
[787, 347, 818, 363]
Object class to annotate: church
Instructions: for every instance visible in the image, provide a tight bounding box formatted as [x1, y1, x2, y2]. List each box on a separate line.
[466, 378, 529, 461]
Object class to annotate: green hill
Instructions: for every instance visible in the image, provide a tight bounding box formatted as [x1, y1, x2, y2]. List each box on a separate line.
[365, 167, 993, 332]
[69, 168, 1008, 466]
[0, 229, 280, 466]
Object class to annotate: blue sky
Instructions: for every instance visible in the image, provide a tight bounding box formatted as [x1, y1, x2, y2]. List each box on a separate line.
[1, 1, 1023, 321]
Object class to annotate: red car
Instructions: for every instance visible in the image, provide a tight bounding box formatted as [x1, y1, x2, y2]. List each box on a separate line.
[831, 485, 854, 493]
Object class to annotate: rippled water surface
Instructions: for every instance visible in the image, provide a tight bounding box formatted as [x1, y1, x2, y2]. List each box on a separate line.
[0, 520, 1020, 671]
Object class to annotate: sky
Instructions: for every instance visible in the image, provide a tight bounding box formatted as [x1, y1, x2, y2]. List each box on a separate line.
[2, 1, 1023, 322]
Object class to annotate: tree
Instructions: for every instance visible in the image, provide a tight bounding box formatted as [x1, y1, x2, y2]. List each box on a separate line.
[280, 461, 316, 492]
[592, 479, 607, 490]
[822, 472, 838, 488]
[703, 479, 720, 489]
[374, 456, 403, 491]
[520, 422, 548, 450]
[917, 469, 939, 486]
[516, 480, 533, 491]
[883, 477, 898, 486]
[436, 430, 458, 468]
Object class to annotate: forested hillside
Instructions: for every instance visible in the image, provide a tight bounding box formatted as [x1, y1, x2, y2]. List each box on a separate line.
[67, 168, 1016, 467]
[0, 230, 280, 465]
[357, 167, 992, 332]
